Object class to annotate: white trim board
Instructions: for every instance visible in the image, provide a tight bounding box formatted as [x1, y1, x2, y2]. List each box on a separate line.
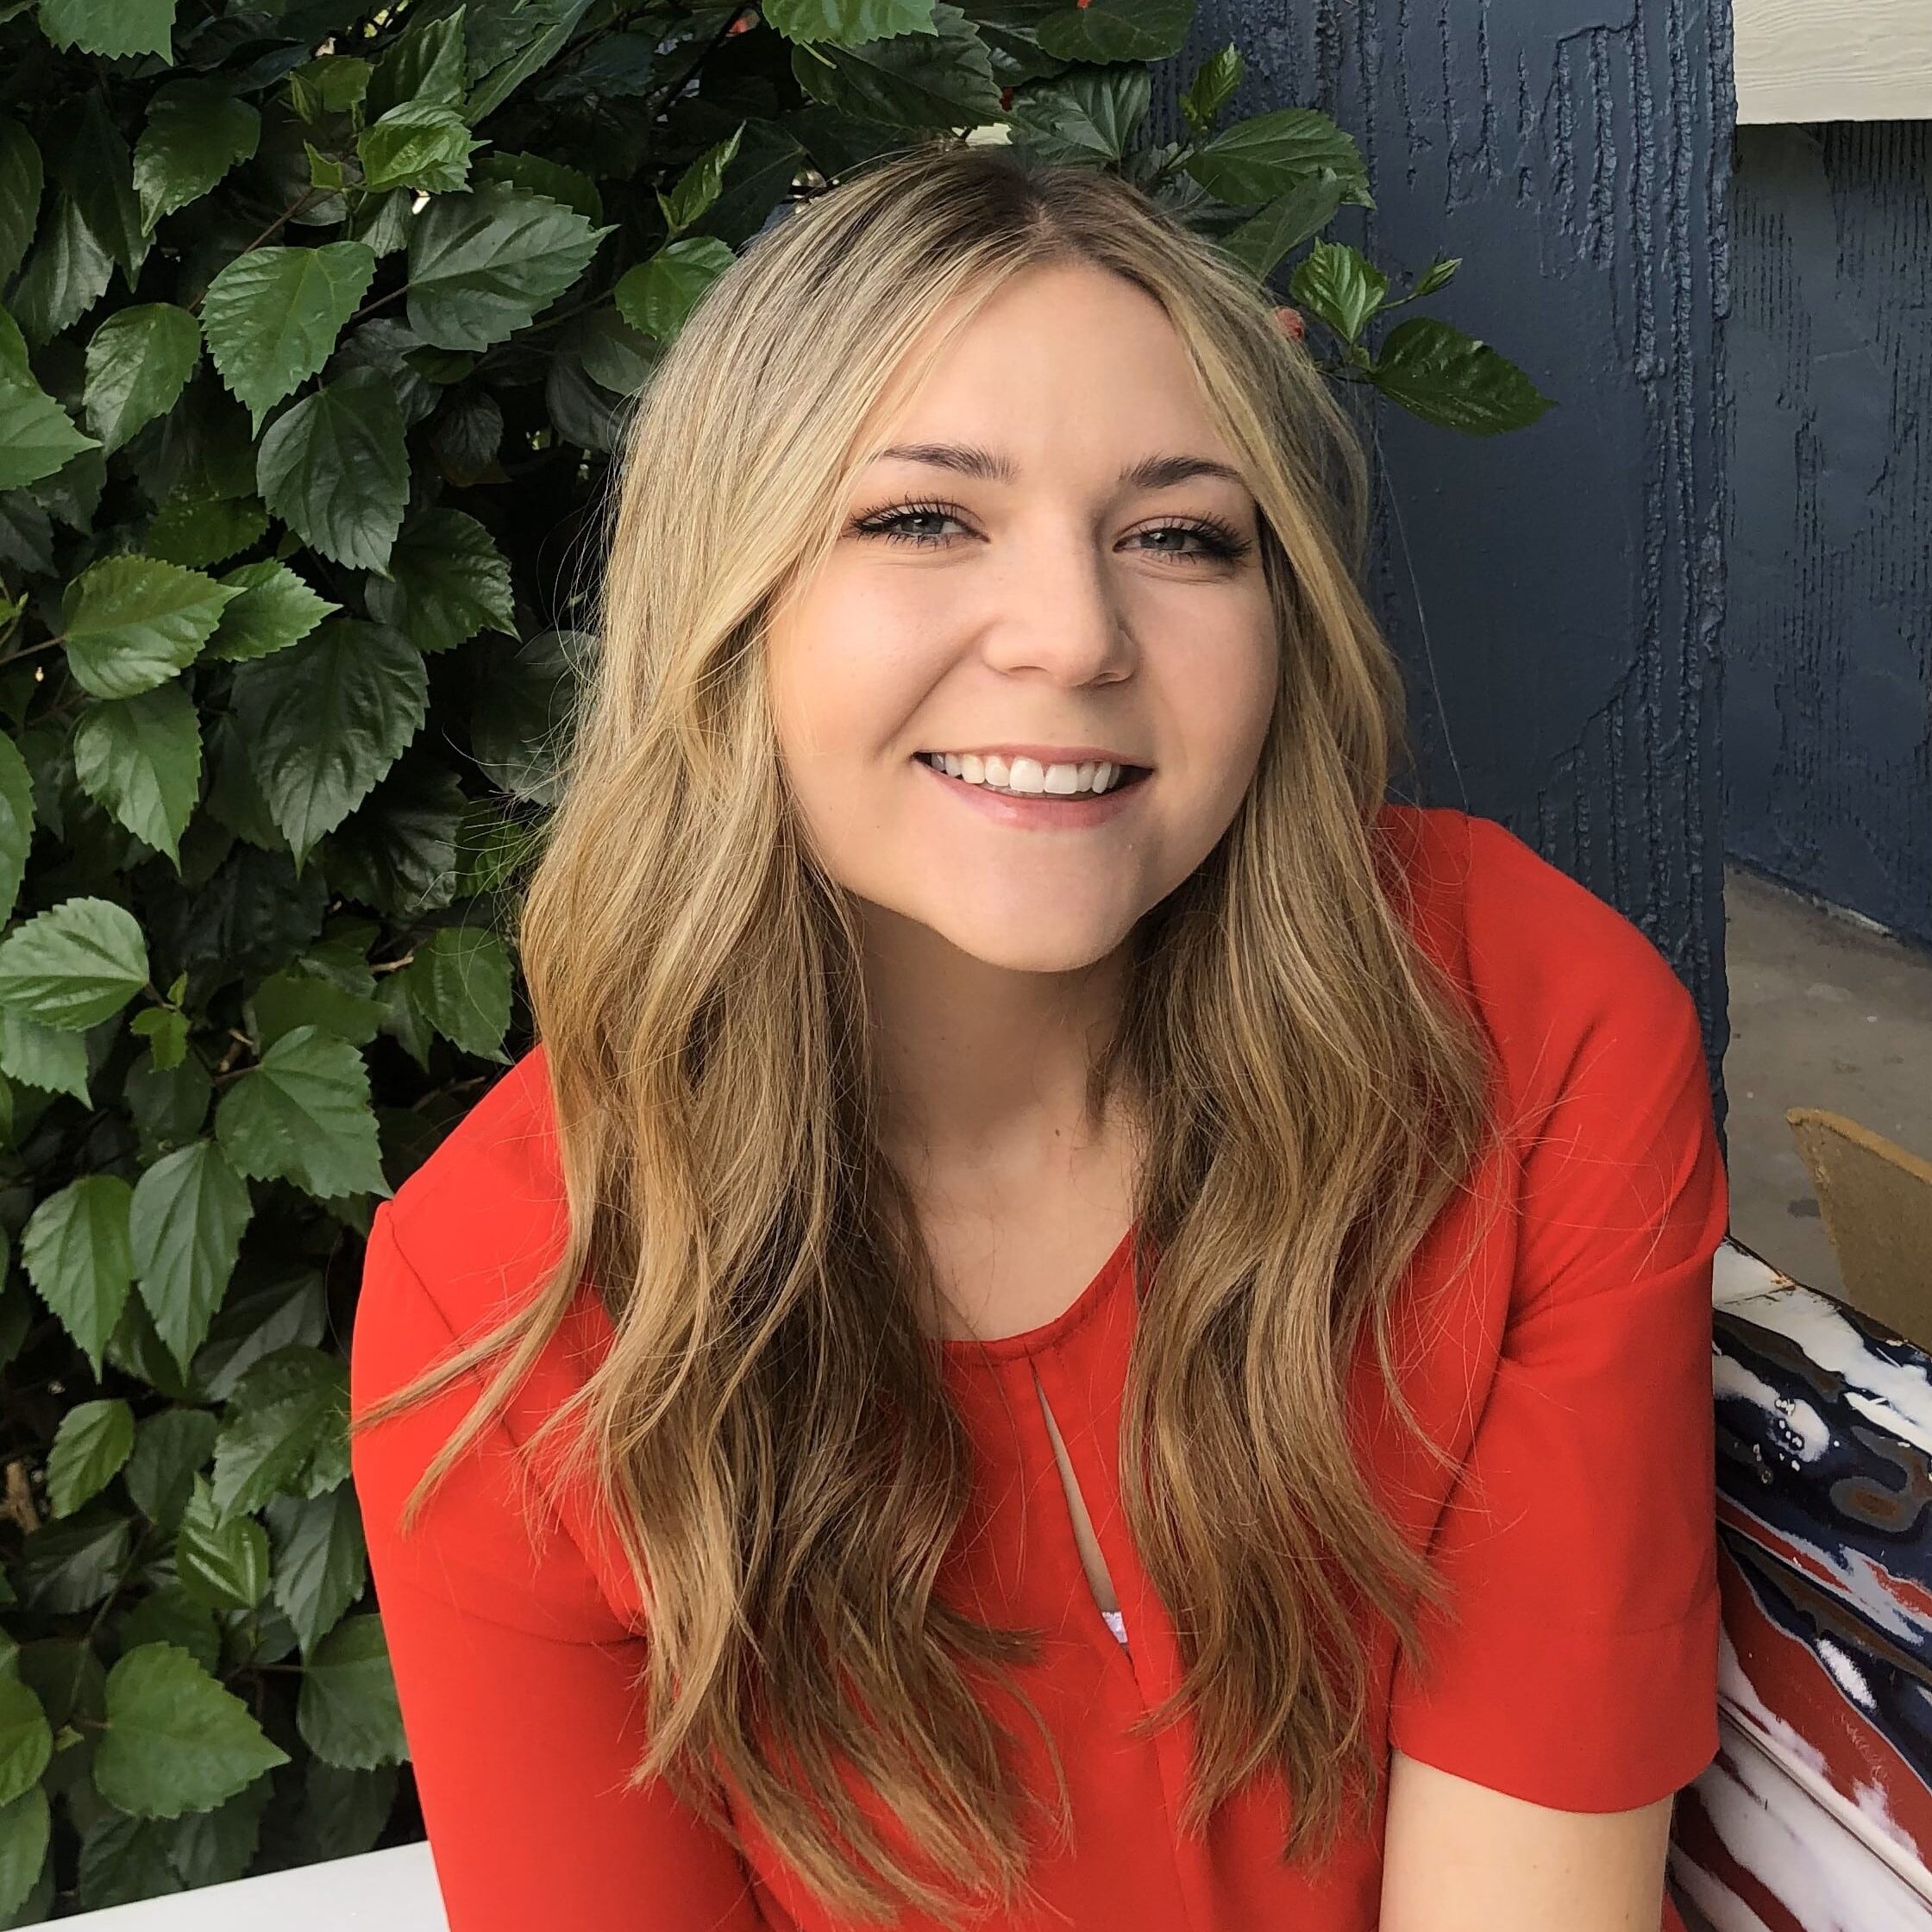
[1735, 0, 1932, 123]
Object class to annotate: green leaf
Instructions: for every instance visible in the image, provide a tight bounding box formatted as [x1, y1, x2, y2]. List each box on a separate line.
[1035, 0, 1191, 65]
[306, 142, 348, 195]
[130, 1139, 253, 1376]
[0, 896, 148, 1030]
[1289, 239, 1388, 347]
[364, 509, 517, 654]
[0, 731, 31, 932]
[252, 965, 384, 1050]
[21, 1174, 135, 1376]
[211, 1345, 349, 1521]
[213, 1024, 389, 1201]
[169, 1770, 273, 1889]
[324, 757, 468, 918]
[1370, 315, 1557, 436]
[570, 307, 657, 395]
[44, 89, 146, 282]
[71, 680, 204, 865]
[357, 102, 483, 196]
[1217, 173, 1346, 283]
[9, 193, 114, 348]
[129, 1003, 189, 1070]
[204, 558, 338, 664]
[0, 1665, 52, 1810]
[174, 1473, 269, 1612]
[122, 1407, 217, 1536]
[1179, 43, 1242, 135]
[0, 369, 97, 489]
[116, 1584, 221, 1677]
[35, 444, 109, 536]
[256, 366, 409, 574]
[468, 627, 587, 806]
[231, 618, 427, 866]
[790, 3, 1003, 130]
[59, 553, 241, 700]
[763, 0, 932, 46]
[298, 1615, 405, 1770]
[200, 241, 378, 430]
[425, 386, 504, 485]
[473, 151, 600, 224]
[0, 1785, 49, 1924]
[0, 118, 43, 288]
[366, 9, 467, 121]
[401, 925, 511, 1063]
[44, 1398, 135, 1518]
[464, 0, 599, 122]
[1007, 66, 1150, 168]
[656, 126, 743, 239]
[612, 235, 736, 342]
[267, 1486, 367, 1660]
[36, 0, 175, 59]
[1185, 107, 1372, 209]
[13, 1502, 129, 1612]
[407, 183, 612, 353]
[1409, 254, 1461, 300]
[451, 803, 539, 900]
[96, 1642, 289, 1819]
[143, 488, 268, 570]
[134, 81, 260, 234]
[0, 1007, 90, 1104]
[82, 303, 201, 455]
[287, 54, 372, 123]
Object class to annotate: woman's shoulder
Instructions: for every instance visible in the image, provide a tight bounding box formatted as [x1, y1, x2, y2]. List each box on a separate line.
[1377, 800, 1707, 1099]
[370, 1041, 574, 1347]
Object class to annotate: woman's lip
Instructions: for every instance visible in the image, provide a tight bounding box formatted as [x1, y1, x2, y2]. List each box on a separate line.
[911, 754, 1149, 828]
[913, 745, 1148, 768]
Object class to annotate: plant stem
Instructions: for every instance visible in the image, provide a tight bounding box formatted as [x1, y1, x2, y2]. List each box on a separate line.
[0, 637, 66, 672]
[346, 281, 410, 327]
[189, 190, 325, 312]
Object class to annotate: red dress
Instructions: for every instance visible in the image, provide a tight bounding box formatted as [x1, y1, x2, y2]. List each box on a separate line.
[348, 803, 1729, 1932]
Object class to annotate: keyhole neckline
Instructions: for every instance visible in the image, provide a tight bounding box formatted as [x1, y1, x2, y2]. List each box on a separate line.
[939, 1220, 1140, 1364]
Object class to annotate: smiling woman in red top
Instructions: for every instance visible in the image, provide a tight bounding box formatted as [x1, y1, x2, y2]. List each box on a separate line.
[348, 141, 1728, 1932]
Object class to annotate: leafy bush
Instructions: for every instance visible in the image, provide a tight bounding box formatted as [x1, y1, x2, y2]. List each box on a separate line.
[0, 0, 1548, 1918]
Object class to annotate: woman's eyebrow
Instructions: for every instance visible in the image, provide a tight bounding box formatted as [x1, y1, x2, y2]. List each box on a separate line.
[865, 442, 1245, 492]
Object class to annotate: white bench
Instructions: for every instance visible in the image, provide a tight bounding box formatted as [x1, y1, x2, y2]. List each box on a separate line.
[57, 1842, 448, 1929]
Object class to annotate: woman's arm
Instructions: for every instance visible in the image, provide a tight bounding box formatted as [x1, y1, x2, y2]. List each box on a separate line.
[1379, 1751, 1673, 1932]
[1380, 819, 1732, 1925]
[350, 1202, 785, 1932]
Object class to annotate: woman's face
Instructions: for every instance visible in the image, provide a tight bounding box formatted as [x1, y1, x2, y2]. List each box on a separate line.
[766, 260, 1279, 975]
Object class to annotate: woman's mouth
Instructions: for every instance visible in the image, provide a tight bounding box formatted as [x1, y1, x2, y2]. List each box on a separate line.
[912, 751, 1152, 829]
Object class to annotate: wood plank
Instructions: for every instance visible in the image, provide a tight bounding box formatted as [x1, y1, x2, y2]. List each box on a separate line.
[1736, 0, 1932, 122]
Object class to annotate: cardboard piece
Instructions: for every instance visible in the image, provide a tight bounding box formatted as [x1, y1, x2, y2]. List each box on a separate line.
[1787, 1106, 1932, 1353]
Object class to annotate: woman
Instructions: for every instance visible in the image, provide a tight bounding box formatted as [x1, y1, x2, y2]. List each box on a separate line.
[348, 141, 1728, 1932]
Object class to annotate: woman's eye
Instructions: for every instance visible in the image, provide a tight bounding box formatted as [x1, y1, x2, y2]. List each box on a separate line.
[853, 503, 1249, 563]
[1132, 524, 1246, 561]
[858, 505, 961, 548]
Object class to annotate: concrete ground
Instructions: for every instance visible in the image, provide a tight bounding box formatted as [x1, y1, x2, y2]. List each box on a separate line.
[1720, 861, 1932, 1299]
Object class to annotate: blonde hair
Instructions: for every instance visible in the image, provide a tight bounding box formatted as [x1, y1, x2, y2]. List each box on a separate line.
[352, 138, 1502, 1928]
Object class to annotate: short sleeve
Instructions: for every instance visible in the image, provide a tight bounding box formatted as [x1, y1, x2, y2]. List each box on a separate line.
[1387, 932, 1729, 1811]
[348, 1201, 786, 1931]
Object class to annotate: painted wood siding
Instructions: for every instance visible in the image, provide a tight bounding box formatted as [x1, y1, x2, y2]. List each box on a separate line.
[1153, 0, 1733, 1099]
[1726, 122, 1932, 949]
[1736, 0, 1932, 124]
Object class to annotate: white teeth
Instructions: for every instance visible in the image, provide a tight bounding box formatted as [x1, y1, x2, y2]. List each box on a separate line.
[923, 752, 1130, 796]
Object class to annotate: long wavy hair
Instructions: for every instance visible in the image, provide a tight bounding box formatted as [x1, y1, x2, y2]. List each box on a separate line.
[351, 138, 1504, 1927]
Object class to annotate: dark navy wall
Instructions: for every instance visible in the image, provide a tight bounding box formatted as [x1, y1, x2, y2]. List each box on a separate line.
[1726, 122, 1932, 952]
[1155, 2, 1734, 1111]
